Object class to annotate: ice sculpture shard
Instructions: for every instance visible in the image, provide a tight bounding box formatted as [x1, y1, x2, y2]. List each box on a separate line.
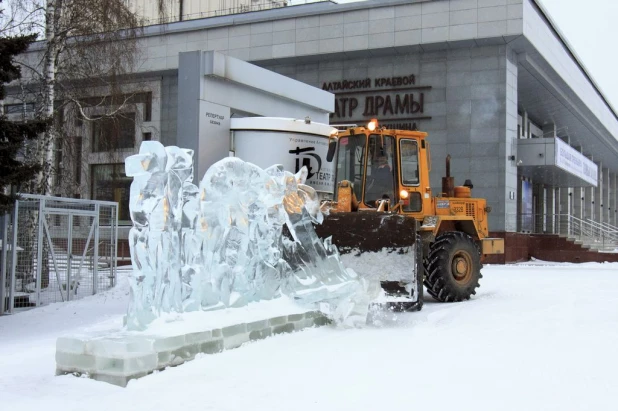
[125, 141, 367, 330]
[196, 158, 286, 310]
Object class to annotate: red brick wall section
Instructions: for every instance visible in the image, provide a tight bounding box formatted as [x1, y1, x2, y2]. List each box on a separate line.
[484, 232, 618, 264]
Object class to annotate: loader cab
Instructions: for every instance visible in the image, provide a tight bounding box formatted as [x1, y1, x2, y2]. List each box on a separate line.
[331, 120, 431, 214]
[331, 123, 397, 209]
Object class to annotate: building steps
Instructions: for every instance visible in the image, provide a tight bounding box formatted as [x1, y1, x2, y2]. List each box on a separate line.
[528, 234, 618, 263]
[485, 232, 618, 264]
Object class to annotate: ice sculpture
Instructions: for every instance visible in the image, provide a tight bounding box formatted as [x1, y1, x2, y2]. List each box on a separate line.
[125, 141, 367, 330]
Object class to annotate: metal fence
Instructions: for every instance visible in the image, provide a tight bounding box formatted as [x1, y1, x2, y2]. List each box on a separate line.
[1, 194, 118, 314]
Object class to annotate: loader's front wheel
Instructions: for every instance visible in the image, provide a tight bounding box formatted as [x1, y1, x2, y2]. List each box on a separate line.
[424, 232, 482, 302]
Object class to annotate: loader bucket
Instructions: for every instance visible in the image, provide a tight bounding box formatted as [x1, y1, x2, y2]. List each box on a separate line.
[314, 212, 422, 310]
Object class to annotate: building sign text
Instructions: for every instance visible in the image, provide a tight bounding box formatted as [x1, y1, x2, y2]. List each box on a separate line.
[323, 74, 432, 125]
[555, 138, 598, 186]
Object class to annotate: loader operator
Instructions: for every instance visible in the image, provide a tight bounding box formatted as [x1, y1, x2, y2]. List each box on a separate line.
[367, 155, 394, 206]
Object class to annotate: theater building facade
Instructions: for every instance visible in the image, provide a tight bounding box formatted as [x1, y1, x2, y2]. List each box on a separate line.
[12, 0, 618, 262]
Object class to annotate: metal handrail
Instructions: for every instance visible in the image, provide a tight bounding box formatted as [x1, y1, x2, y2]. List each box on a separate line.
[593, 220, 618, 236]
[599, 221, 618, 230]
[585, 218, 617, 232]
[561, 214, 617, 251]
[583, 218, 618, 243]
[513, 212, 618, 252]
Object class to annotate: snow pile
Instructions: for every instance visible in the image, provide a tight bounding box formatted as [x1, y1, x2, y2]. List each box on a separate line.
[124, 142, 368, 330]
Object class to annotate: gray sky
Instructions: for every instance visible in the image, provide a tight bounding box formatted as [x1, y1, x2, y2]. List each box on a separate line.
[538, 0, 618, 110]
[330, 0, 618, 111]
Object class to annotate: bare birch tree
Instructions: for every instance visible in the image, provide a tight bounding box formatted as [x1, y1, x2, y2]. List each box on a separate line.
[2, 0, 145, 195]
[2, 0, 147, 288]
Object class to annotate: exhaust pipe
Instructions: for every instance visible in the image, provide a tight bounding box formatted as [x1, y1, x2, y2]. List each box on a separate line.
[442, 154, 455, 197]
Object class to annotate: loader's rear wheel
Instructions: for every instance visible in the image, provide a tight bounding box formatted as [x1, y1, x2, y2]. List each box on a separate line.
[424, 232, 482, 302]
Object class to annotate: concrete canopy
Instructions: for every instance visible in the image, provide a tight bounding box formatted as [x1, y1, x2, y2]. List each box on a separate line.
[176, 50, 335, 181]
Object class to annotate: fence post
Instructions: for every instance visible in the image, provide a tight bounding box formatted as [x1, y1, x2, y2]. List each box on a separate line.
[0, 214, 8, 315]
[35, 199, 45, 306]
[112, 205, 118, 288]
[93, 204, 100, 295]
[9, 200, 19, 313]
[67, 214, 73, 301]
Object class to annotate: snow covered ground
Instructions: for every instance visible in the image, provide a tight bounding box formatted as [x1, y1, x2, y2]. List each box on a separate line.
[1, 261, 617, 411]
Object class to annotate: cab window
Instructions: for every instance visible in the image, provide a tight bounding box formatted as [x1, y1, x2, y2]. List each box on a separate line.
[364, 134, 395, 207]
[400, 139, 419, 186]
[333, 135, 366, 201]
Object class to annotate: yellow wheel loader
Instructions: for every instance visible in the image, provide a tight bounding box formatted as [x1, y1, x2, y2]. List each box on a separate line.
[316, 119, 504, 310]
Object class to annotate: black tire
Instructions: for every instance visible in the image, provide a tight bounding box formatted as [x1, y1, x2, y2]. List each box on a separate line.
[423, 231, 482, 302]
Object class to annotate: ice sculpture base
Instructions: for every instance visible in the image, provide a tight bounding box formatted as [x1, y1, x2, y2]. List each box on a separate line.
[55, 299, 330, 387]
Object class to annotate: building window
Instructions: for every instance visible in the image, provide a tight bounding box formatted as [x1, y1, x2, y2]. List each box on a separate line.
[142, 92, 152, 121]
[400, 139, 420, 186]
[91, 164, 132, 225]
[91, 113, 136, 152]
[143, 132, 152, 141]
[3, 102, 34, 115]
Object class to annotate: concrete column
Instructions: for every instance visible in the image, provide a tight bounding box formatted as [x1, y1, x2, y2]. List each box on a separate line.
[593, 161, 602, 223]
[585, 185, 594, 221]
[573, 186, 583, 222]
[558, 187, 571, 235]
[545, 185, 555, 233]
[536, 184, 547, 233]
[505, 50, 519, 233]
[582, 154, 594, 222]
[553, 186, 558, 233]
[610, 173, 617, 227]
[602, 167, 610, 224]
[572, 147, 584, 222]
[614, 173, 618, 227]
[532, 183, 543, 233]
[555, 187, 561, 234]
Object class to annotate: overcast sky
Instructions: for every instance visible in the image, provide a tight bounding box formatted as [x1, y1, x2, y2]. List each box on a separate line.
[538, 0, 618, 110]
[329, 0, 618, 110]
